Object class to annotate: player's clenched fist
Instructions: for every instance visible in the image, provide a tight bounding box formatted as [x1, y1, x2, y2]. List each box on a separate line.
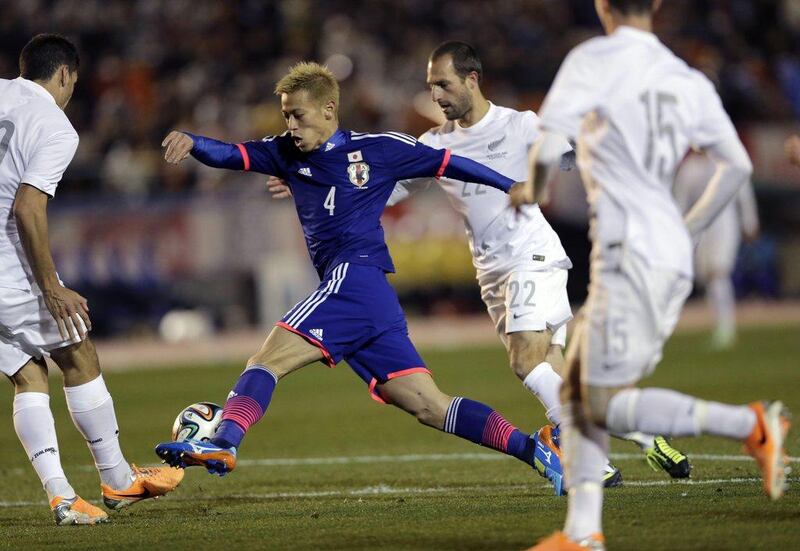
[161, 131, 194, 164]
[508, 181, 534, 209]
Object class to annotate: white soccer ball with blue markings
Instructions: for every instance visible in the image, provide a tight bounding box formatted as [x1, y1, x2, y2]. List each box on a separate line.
[171, 402, 223, 442]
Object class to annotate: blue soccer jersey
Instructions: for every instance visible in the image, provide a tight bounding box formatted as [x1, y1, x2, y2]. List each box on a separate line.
[240, 129, 449, 278]
[189, 128, 512, 278]
[186, 126, 514, 398]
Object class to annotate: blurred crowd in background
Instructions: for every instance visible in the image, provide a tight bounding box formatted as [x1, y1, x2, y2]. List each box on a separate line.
[1, 0, 799, 196]
[1, 0, 799, 338]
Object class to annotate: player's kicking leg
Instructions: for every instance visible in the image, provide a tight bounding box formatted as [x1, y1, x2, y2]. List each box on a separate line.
[156, 325, 320, 475]
[376, 371, 568, 494]
[49, 339, 184, 511]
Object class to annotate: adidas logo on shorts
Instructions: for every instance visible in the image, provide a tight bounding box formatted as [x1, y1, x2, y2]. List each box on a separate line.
[309, 328, 324, 341]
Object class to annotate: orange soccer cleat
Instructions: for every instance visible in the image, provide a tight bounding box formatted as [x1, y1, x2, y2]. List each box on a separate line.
[101, 463, 185, 510]
[527, 531, 605, 550]
[50, 495, 109, 525]
[743, 401, 791, 500]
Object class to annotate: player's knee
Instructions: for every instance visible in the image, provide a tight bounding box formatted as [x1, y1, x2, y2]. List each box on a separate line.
[388, 389, 448, 428]
[413, 403, 444, 428]
[585, 386, 626, 428]
[508, 332, 550, 380]
[10, 359, 49, 393]
[51, 338, 100, 376]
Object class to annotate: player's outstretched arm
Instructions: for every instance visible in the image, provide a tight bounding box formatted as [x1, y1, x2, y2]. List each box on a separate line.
[13, 184, 91, 340]
[161, 131, 247, 170]
[685, 136, 753, 238]
[443, 154, 516, 192]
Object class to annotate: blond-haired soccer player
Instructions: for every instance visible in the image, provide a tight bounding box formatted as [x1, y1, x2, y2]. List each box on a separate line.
[0, 34, 183, 525]
[511, 1, 791, 549]
[156, 62, 567, 488]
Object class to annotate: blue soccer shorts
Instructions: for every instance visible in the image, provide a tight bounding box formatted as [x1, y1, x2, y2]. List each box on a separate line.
[276, 262, 430, 403]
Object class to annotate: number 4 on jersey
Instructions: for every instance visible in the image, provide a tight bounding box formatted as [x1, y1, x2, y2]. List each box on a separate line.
[324, 186, 336, 216]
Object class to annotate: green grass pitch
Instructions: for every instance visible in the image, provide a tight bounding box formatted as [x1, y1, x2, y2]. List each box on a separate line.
[0, 325, 798, 550]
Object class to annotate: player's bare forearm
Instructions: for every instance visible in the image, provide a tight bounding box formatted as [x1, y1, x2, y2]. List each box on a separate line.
[13, 185, 60, 292]
[13, 185, 91, 339]
[530, 162, 553, 205]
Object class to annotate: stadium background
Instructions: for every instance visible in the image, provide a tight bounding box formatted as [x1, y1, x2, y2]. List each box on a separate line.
[0, 0, 798, 339]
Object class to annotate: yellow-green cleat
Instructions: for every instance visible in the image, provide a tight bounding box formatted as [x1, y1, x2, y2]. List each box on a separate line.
[646, 436, 691, 478]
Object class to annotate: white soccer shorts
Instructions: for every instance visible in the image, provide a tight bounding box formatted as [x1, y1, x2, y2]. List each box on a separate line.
[479, 267, 572, 348]
[0, 286, 85, 376]
[579, 254, 692, 388]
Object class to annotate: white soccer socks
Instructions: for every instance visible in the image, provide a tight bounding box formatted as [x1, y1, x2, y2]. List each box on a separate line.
[606, 387, 756, 440]
[561, 401, 607, 541]
[64, 376, 133, 490]
[523, 361, 563, 425]
[13, 392, 76, 502]
[708, 276, 736, 347]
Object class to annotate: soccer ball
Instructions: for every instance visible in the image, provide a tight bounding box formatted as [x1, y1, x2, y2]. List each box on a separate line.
[171, 402, 223, 442]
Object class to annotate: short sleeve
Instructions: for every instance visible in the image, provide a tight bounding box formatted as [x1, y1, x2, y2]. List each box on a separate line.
[518, 111, 542, 149]
[688, 74, 738, 149]
[539, 47, 599, 139]
[240, 136, 283, 176]
[381, 135, 449, 181]
[20, 130, 79, 197]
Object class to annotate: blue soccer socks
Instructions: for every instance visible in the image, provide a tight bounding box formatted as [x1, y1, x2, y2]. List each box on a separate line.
[443, 397, 534, 463]
[212, 365, 277, 449]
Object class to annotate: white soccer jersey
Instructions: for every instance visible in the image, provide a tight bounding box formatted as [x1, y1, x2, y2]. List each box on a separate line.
[393, 103, 571, 277]
[539, 26, 740, 277]
[0, 77, 79, 291]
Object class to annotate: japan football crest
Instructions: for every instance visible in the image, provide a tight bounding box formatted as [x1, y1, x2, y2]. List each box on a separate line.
[347, 161, 370, 187]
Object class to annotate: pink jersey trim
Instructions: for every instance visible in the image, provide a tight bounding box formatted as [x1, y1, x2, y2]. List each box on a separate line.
[368, 367, 432, 405]
[236, 143, 250, 171]
[435, 149, 451, 179]
[275, 322, 335, 368]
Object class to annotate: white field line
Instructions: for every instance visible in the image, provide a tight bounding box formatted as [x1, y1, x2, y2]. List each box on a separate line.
[2, 451, 798, 478]
[1, 477, 793, 508]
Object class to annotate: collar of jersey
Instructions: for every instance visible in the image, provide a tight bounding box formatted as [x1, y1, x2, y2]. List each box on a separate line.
[313, 128, 348, 154]
[455, 102, 497, 134]
[14, 77, 57, 105]
[615, 26, 659, 45]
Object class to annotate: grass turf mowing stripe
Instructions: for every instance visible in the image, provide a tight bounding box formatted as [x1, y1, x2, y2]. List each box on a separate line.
[1, 477, 794, 508]
[2, 451, 797, 477]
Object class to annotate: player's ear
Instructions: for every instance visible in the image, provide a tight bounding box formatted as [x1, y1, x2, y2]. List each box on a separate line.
[324, 100, 336, 120]
[466, 72, 479, 91]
